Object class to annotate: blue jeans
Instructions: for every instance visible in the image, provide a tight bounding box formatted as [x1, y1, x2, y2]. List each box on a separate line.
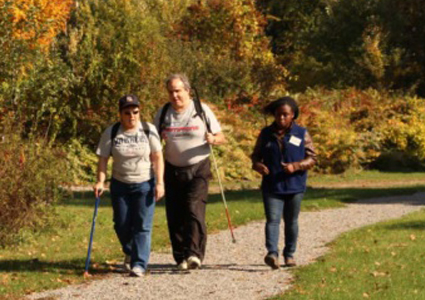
[110, 177, 155, 270]
[263, 192, 304, 258]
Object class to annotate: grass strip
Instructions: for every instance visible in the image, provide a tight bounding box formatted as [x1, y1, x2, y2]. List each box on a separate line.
[276, 209, 425, 300]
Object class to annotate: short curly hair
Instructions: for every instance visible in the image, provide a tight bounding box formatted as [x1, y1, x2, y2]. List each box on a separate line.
[263, 96, 299, 120]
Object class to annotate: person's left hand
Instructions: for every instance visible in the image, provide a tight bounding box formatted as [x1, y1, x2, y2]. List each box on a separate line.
[205, 133, 216, 145]
[155, 183, 165, 202]
[282, 162, 295, 174]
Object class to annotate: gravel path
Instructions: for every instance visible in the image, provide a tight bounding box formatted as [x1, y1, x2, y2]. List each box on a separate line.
[29, 192, 425, 300]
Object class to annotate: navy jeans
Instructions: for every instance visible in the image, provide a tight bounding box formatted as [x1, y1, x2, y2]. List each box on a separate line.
[263, 192, 304, 258]
[110, 177, 155, 270]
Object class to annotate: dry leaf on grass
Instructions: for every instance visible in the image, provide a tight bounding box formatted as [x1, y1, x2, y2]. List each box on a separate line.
[371, 271, 387, 277]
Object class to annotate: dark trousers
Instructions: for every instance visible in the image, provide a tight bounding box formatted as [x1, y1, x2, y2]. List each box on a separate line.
[164, 158, 211, 264]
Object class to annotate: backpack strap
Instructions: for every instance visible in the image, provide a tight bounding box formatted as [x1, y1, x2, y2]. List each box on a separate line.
[141, 121, 150, 138]
[192, 98, 212, 133]
[110, 122, 121, 156]
[158, 102, 171, 137]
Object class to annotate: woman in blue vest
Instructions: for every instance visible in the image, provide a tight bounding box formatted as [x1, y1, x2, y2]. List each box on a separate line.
[251, 96, 317, 269]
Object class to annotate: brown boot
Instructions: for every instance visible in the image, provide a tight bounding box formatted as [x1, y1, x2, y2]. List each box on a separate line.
[284, 257, 297, 267]
[264, 254, 280, 270]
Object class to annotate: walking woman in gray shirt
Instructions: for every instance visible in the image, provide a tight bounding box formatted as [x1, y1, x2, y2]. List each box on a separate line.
[93, 95, 164, 277]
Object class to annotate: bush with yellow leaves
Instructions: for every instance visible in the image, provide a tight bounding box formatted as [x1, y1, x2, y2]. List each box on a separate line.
[296, 88, 425, 173]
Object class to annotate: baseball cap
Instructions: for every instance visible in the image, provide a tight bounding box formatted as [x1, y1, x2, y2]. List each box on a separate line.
[119, 94, 140, 111]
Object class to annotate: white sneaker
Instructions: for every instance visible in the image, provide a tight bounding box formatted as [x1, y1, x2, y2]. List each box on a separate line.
[124, 255, 131, 272]
[130, 265, 145, 277]
[187, 256, 201, 269]
[177, 260, 188, 270]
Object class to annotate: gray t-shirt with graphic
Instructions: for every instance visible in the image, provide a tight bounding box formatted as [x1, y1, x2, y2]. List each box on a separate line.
[96, 121, 162, 183]
[154, 101, 221, 167]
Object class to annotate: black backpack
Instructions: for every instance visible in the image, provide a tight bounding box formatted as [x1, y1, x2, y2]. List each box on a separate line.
[109, 121, 150, 156]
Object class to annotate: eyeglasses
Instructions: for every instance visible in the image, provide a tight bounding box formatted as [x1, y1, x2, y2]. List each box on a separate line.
[123, 110, 139, 116]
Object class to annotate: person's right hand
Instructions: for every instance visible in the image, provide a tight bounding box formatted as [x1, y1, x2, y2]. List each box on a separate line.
[253, 162, 269, 176]
[155, 183, 165, 202]
[93, 182, 104, 198]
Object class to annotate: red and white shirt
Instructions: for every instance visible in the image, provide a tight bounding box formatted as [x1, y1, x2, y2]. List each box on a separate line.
[154, 101, 221, 167]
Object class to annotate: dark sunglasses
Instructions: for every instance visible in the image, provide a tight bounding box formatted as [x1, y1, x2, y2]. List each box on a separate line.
[123, 110, 139, 116]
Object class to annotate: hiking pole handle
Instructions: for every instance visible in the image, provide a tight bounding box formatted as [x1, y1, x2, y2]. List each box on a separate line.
[84, 196, 101, 276]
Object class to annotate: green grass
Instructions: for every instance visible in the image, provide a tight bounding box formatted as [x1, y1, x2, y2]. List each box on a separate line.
[210, 170, 425, 191]
[308, 170, 425, 186]
[1, 171, 425, 297]
[276, 209, 425, 300]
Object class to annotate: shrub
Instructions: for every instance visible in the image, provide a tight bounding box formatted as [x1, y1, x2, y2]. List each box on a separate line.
[376, 97, 425, 170]
[65, 138, 99, 184]
[296, 88, 425, 173]
[209, 102, 263, 181]
[0, 128, 68, 246]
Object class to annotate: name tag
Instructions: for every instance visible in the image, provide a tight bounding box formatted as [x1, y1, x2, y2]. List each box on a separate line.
[289, 135, 302, 147]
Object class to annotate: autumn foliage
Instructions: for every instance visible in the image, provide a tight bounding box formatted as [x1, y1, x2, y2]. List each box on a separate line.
[3, 0, 73, 48]
[176, 0, 268, 60]
[173, 0, 287, 110]
[296, 89, 425, 173]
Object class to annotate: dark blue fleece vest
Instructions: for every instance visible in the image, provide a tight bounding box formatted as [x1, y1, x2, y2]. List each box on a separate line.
[260, 123, 307, 195]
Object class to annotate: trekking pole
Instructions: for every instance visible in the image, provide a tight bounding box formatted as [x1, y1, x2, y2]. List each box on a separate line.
[84, 195, 101, 277]
[193, 88, 236, 243]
